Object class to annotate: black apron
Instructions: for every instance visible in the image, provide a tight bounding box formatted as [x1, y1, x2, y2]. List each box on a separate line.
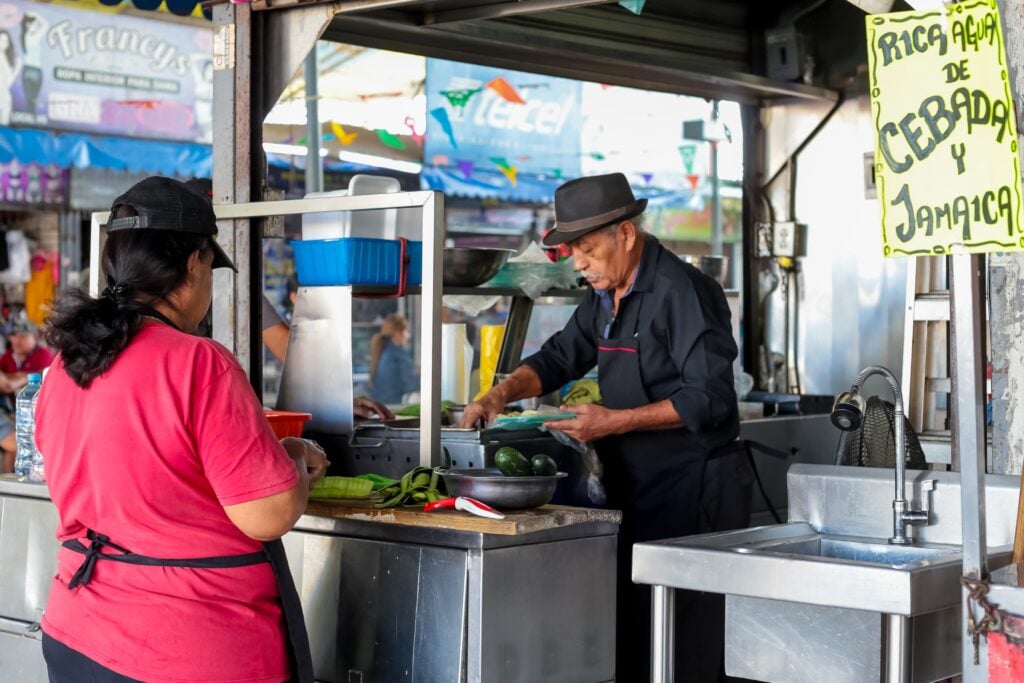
[594, 291, 750, 683]
[59, 307, 314, 683]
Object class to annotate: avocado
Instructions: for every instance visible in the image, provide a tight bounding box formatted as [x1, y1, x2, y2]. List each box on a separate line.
[495, 447, 533, 477]
[530, 454, 558, 477]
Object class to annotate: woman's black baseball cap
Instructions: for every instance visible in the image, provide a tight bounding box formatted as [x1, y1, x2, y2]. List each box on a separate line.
[105, 176, 237, 272]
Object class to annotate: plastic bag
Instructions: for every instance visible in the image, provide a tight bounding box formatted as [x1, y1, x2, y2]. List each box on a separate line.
[541, 424, 607, 506]
[443, 294, 501, 317]
[0, 230, 31, 284]
[495, 242, 578, 299]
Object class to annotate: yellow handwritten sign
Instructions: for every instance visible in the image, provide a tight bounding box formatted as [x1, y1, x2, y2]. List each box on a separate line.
[867, 0, 1022, 256]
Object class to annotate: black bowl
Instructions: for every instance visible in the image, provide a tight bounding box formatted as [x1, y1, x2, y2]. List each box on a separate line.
[443, 248, 515, 287]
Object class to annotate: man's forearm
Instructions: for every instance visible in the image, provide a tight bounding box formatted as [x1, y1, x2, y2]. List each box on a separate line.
[490, 365, 543, 406]
[617, 399, 685, 433]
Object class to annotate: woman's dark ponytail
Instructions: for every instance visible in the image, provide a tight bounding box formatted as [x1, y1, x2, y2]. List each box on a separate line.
[45, 209, 213, 388]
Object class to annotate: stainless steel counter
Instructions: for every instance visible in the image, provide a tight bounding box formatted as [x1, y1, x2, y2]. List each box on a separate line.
[0, 477, 57, 683]
[0, 475, 618, 683]
[633, 464, 1020, 683]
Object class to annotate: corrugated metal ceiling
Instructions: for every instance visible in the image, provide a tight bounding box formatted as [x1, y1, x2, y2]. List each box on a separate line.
[323, 0, 838, 103]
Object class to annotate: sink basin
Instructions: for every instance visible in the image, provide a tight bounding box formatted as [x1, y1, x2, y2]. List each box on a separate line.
[632, 522, 970, 616]
[734, 534, 960, 567]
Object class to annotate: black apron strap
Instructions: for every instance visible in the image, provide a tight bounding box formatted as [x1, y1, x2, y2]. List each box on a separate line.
[263, 539, 314, 683]
[62, 530, 267, 589]
[62, 530, 314, 683]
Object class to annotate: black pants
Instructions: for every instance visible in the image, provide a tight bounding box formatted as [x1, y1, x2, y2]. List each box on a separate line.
[614, 447, 754, 682]
[43, 633, 142, 683]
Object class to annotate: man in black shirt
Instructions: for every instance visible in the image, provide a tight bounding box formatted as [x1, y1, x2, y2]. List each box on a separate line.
[462, 172, 751, 681]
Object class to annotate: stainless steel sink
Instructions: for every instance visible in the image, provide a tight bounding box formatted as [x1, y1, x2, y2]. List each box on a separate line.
[733, 532, 960, 567]
[632, 522, 969, 616]
[633, 465, 1022, 683]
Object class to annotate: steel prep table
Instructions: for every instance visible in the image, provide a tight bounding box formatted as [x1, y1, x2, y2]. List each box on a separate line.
[0, 475, 620, 683]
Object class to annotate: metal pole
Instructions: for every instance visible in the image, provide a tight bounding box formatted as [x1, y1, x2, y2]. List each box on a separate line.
[710, 140, 722, 258]
[950, 253, 988, 682]
[211, 2, 254, 379]
[884, 613, 912, 683]
[419, 191, 444, 467]
[650, 585, 675, 683]
[991, 0, 1024, 476]
[304, 48, 323, 194]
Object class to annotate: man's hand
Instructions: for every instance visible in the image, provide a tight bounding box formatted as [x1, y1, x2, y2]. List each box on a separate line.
[460, 366, 545, 428]
[546, 404, 630, 442]
[460, 393, 504, 429]
[354, 396, 394, 420]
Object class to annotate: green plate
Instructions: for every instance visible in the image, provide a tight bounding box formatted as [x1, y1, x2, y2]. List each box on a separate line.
[490, 412, 577, 431]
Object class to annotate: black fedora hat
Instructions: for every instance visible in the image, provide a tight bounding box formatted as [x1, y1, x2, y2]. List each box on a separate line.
[542, 173, 647, 246]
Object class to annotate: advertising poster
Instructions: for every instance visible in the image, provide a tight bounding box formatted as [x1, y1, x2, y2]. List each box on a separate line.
[424, 58, 583, 180]
[0, 0, 213, 143]
[866, 0, 1023, 256]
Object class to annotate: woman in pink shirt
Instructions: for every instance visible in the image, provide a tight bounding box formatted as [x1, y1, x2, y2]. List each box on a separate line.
[36, 177, 327, 683]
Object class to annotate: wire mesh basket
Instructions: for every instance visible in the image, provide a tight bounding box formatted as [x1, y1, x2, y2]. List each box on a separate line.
[838, 396, 928, 469]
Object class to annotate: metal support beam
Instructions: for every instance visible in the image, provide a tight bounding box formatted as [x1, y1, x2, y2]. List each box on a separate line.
[211, 1, 336, 395]
[261, 3, 340, 115]
[255, 0, 419, 12]
[950, 253, 988, 682]
[419, 191, 444, 466]
[421, 0, 613, 26]
[212, 3, 255, 380]
[991, 0, 1024, 477]
[740, 104, 763, 380]
[304, 50, 324, 194]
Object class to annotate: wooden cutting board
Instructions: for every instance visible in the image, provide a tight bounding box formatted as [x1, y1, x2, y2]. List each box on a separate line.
[303, 502, 622, 536]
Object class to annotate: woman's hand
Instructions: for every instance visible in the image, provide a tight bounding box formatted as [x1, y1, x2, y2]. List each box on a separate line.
[354, 396, 394, 421]
[281, 437, 331, 484]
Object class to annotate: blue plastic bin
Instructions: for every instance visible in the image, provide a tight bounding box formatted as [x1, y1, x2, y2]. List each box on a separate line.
[293, 238, 423, 287]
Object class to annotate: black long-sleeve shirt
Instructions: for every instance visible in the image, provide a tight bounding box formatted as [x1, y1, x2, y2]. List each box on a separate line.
[521, 235, 739, 451]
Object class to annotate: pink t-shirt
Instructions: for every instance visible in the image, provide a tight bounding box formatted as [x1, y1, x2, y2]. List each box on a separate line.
[35, 322, 300, 683]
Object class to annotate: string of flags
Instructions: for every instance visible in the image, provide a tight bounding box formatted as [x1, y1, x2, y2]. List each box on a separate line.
[269, 64, 718, 193]
[331, 122, 358, 146]
[375, 129, 405, 150]
[489, 157, 518, 185]
[278, 122, 705, 190]
[430, 107, 458, 149]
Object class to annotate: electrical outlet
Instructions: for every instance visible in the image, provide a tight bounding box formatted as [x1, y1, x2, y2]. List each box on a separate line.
[864, 152, 877, 199]
[772, 222, 807, 258]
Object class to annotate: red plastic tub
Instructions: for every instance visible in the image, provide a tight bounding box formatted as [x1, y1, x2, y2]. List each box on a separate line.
[264, 410, 312, 439]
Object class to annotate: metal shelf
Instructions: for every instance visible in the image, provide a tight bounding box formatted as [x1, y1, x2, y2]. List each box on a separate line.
[351, 285, 586, 298]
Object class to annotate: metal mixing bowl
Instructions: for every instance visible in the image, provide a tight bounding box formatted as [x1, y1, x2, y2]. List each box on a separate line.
[443, 248, 515, 287]
[439, 468, 567, 510]
[679, 254, 729, 287]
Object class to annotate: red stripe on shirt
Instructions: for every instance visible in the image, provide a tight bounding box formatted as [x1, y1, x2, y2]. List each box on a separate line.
[598, 345, 638, 353]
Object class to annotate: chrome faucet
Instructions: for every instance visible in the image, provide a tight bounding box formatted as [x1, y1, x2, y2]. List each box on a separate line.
[831, 365, 931, 545]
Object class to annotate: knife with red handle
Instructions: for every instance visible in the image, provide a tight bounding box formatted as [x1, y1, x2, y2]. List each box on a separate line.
[423, 496, 506, 520]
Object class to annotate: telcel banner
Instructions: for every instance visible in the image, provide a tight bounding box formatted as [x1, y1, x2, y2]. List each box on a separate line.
[0, 0, 212, 143]
[866, 0, 1022, 256]
[424, 58, 582, 179]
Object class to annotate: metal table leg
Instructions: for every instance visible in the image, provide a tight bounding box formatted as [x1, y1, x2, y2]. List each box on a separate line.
[885, 613, 912, 683]
[651, 584, 675, 683]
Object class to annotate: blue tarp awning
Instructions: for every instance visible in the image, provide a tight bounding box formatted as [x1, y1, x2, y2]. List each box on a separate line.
[0, 127, 212, 178]
[421, 164, 710, 207]
[420, 166, 563, 203]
